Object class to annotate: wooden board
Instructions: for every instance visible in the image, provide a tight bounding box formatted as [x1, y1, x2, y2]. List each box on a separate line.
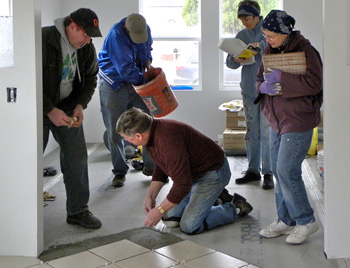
[262, 52, 307, 74]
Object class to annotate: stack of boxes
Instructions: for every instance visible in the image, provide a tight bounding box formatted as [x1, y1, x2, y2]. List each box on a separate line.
[222, 108, 246, 155]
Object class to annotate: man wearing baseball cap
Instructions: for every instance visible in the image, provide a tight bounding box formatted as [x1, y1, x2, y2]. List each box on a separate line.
[98, 13, 155, 188]
[41, 8, 102, 229]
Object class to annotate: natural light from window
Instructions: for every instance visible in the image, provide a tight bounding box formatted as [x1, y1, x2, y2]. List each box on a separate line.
[0, 0, 14, 68]
[141, 0, 200, 89]
[141, 0, 281, 90]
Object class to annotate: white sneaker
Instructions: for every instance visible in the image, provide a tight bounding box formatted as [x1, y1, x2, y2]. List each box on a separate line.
[162, 218, 180, 228]
[286, 221, 319, 244]
[259, 220, 294, 238]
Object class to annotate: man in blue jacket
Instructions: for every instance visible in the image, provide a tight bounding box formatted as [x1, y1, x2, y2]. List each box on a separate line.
[226, 1, 274, 190]
[98, 13, 154, 187]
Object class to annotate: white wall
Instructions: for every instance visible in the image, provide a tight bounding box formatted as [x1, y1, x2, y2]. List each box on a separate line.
[323, 0, 350, 259]
[0, 0, 43, 256]
[283, 1, 323, 57]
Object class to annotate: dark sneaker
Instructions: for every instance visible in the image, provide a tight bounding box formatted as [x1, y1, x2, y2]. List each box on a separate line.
[235, 171, 261, 184]
[262, 174, 274, 190]
[142, 168, 153, 176]
[217, 188, 234, 204]
[231, 193, 253, 216]
[67, 210, 102, 229]
[112, 175, 125, 187]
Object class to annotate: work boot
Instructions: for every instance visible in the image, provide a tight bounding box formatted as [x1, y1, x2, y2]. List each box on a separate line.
[235, 171, 261, 184]
[262, 174, 274, 190]
[231, 193, 253, 216]
[67, 210, 102, 229]
[142, 167, 153, 176]
[216, 188, 234, 204]
[112, 175, 126, 187]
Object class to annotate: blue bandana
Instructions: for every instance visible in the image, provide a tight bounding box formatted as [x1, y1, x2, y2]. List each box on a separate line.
[262, 10, 295, 34]
[238, 4, 260, 17]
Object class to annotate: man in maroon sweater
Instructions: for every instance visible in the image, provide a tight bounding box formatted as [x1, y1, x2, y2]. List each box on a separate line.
[116, 108, 253, 235]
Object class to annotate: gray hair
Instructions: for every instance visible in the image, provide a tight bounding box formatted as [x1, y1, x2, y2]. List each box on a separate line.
[116, 108, 153, 136]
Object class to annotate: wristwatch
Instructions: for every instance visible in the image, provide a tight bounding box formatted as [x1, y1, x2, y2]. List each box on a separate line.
[157, 206, 165, 214]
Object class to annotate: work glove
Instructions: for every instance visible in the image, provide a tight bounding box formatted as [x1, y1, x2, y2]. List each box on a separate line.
[263, 69, 282, 84]
[259, 82, 279, 95]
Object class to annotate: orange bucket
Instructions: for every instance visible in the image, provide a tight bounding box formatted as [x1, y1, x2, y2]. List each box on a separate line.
[133, 68, 178, 118]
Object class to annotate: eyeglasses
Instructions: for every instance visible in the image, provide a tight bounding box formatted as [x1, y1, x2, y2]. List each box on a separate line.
[262, 33, 279, 41]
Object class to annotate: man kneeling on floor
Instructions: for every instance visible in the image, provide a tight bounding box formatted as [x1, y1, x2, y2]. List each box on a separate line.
[116, 108, 253, 234]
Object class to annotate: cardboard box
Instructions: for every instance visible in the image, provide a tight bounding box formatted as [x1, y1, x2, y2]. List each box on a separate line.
[223, 128, 246, 151]
[226, 110, 246, 129]
[262, 52, 307, 74]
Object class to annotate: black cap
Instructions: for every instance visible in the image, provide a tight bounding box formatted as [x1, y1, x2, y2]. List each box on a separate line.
[69, 8, 102, 37]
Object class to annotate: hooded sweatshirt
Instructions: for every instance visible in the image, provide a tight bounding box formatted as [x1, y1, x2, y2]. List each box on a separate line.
[256, 31, 323, 134]
[42, 18, 98, 115]
[54, 17, 78, 100]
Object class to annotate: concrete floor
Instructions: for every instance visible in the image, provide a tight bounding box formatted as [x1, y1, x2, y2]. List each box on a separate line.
[1, 142, 347, 268]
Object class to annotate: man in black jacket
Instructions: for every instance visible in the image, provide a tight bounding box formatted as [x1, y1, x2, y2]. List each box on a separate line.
[42, 8, 102, 229]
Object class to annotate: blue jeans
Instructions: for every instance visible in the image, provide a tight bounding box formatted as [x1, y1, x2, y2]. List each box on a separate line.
[43, 117, 89, 216]
[270, 129, 315, 225]
[242, 95, 272, 175]
[163, 156, 237, 235]
[99, 79, 154, 176]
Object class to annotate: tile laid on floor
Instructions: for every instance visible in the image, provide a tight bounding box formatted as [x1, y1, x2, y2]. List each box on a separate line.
[46, 251, 109, 268]
[89, 239, 149, 262]
[114, 251, 177, 268]
[184, 251, 248, 268]
[28, 263, 54, 267]
[155, 240, 215, 262]
[0, 256, 42, 268]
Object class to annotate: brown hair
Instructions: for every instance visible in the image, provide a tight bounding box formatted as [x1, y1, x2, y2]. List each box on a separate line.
[116, 108, 153, 137]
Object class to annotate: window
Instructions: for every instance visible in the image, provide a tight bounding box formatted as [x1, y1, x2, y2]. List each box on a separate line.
[141, 0, 200, 89]
[0, 0, 13, 68]
[141, 0, 281, 90]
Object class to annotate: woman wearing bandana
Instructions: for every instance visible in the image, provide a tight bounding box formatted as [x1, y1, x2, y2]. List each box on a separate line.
[226, 1, 274, 190]
[257, 10, 323, 245]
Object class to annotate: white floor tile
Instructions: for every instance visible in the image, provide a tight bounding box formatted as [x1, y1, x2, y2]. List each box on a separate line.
[89, 239, 149, 262]
[46, 251, 109, 268]
[0, 256, 41, 268]
[184, 251, 248, 268]
[114, 251, 176, 268]
[155, 240, 215, 262]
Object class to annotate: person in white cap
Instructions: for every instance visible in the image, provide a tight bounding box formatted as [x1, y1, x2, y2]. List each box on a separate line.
[42, 8, 102, 229]
[98, 13, 154, 188]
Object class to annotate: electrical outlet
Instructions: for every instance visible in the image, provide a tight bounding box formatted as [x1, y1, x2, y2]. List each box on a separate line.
[7, 87, 17, 103]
